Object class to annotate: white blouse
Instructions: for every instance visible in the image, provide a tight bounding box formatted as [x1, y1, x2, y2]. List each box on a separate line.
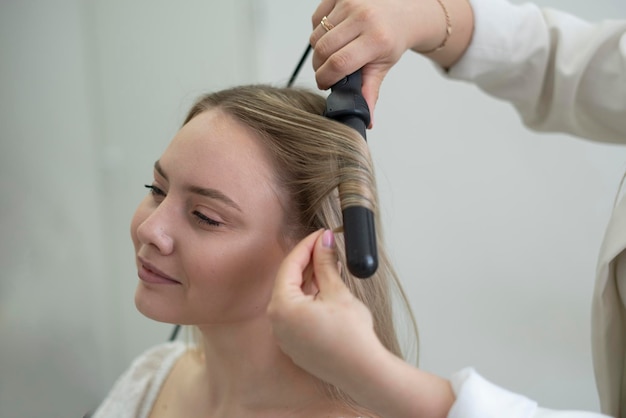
[447, 0, 626, 416]
[91, 342, 186, 418]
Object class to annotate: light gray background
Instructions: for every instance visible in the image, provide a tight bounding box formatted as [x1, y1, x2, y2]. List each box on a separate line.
[1, 1, 625, 417]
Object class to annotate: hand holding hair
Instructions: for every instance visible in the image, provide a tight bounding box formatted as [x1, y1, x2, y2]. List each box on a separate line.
[309, 0, 474, 125]
[268, 229, 379, 387]
[268, 229, 455, 418]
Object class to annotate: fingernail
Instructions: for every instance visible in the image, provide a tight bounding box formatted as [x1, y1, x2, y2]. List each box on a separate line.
[322, 229, 335, 248]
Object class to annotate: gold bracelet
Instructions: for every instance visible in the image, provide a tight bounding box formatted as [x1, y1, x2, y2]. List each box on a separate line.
[421, 0, 452, 54]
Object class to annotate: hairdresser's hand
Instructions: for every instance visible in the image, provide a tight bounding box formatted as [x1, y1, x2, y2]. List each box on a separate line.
[269, 229, 455, 417]
[268, 229, 385, 389]
[310, 0, 474, 125]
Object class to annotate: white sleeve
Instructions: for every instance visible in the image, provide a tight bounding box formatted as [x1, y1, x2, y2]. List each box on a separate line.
[448, 368, 610, 418]
[446, 0, 626, 144]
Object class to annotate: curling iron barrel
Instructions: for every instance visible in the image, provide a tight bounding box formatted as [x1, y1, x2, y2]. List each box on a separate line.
[324, 70, 378, 279]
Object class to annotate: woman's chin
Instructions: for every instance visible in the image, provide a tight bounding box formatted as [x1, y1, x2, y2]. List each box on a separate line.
[134, 286, 182, 324]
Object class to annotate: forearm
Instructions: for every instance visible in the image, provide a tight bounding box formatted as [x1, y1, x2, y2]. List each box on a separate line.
[447, 0, 626, 143]
[338, 342, 454, 418]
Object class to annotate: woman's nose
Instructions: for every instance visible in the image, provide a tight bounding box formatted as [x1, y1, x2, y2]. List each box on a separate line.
[135, 205, 174, 255]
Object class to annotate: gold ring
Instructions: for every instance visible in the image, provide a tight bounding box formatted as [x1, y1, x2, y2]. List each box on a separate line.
[320, 16, 334, 32]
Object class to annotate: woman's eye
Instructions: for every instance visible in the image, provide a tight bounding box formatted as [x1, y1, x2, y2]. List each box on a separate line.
[193, 210, 222, 227]
[144, 184, 166, 198]
[143, 184, 221, 227]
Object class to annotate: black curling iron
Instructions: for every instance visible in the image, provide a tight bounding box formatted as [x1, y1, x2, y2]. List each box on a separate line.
[288, 44, 378, 279]
[324, 71, 378, 278]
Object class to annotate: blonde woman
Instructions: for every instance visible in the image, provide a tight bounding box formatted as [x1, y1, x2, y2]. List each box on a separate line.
[90, 84, 423, 418]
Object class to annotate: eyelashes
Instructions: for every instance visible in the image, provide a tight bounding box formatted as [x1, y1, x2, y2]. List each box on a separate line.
[143, 184, 222, 227]
[191, 210, 222, 227]
[144, 184, 165, 197]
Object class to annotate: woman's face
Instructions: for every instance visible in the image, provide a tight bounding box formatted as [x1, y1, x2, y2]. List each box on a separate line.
[130, 108, 292, 326]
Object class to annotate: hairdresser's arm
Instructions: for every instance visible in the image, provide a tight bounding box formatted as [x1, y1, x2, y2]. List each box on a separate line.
[268, 230, 611, 418]
[310, 0, 474, 125]
[447, 0, 626, 144]
[268, 230, 454, 418]
[311, 0, 626, 142]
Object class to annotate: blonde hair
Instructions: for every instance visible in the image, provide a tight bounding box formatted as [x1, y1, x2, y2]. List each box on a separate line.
[184, 84, 418, 415]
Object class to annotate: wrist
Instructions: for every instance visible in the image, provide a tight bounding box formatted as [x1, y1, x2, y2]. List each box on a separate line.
[412, 0, 475, 68]
[340, 343, 455, 418]
[335, 337, 392, 400]
[412, 0, 452, 53]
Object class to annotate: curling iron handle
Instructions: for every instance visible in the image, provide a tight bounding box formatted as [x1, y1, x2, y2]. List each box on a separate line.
[325, 72, 371, 140]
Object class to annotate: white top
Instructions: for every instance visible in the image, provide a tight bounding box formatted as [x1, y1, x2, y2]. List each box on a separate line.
[447, 0, 626, 416]
[91, 342, 187, 418]
[450, 368, 609, 418]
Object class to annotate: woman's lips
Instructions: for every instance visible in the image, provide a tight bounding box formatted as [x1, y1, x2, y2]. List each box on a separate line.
[137, 258, 180, 285]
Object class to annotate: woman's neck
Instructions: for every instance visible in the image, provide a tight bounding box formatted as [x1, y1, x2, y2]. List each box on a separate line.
[189, 315, 329, 416]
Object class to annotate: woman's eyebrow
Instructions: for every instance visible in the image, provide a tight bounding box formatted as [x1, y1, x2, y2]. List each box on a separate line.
[153, 160, 242, 212]
[187, 185, 242, 212]
[154, 160, 168, 180]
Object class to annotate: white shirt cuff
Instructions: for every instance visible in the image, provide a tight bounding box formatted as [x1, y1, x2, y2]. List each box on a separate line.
[448, 367, 538, 418]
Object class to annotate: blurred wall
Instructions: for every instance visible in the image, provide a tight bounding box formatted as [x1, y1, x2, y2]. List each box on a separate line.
[0, 1, 256, 416]
[1, 0, 625, 416]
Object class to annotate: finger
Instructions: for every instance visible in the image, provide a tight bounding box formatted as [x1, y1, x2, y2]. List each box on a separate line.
[300, 262, 318, 296]
[272, 229, 324, 301]
[311, 0, 336, 31]
[313, 33, 383, 91]
[302, 271, 320, 297]
[311, 17, 360, 72]
[310, 20, 330, 50]
[360, 68, 387, 128]
[310, 7, 350, 51]
[312, 229, 346, 294]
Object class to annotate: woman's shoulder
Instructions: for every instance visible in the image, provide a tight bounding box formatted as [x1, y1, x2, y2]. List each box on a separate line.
[91, 341, 188, 418]
[125, 341, 188, 378]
